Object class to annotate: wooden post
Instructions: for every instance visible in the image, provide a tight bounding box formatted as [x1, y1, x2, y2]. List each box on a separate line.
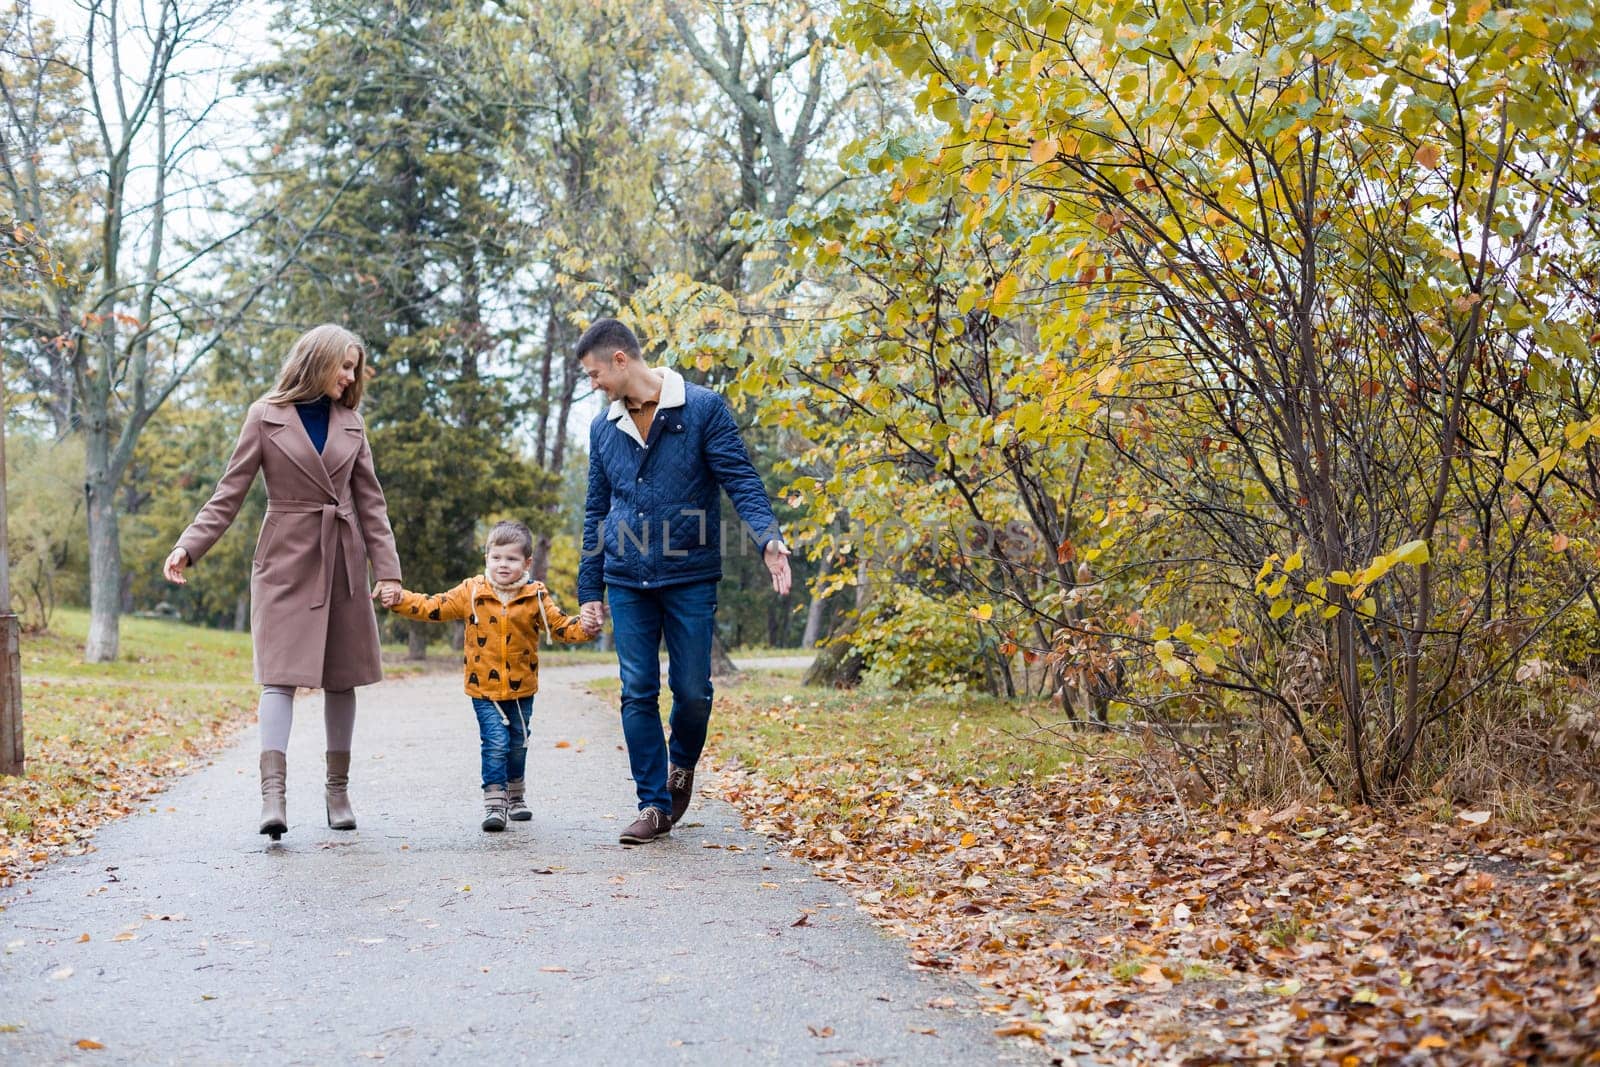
[0, 355, 21, 775]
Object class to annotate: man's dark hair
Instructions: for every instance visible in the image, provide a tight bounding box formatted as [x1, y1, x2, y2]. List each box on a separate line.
[575, 318, 643, 362]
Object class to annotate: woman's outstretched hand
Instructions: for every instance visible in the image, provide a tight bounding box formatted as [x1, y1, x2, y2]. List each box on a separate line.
[372, 580, 403, 607]
[163, 547, 190, 585]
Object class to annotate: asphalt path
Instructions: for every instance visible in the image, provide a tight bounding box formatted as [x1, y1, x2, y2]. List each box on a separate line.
[0, 658, 1051, 1066]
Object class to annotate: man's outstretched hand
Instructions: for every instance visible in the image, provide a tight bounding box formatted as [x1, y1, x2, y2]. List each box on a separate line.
[764, 540, 792, 597]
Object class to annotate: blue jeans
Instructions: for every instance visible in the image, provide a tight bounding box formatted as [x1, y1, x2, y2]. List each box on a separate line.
[471, 696, 533, 789]
[608, 579, 717, 812]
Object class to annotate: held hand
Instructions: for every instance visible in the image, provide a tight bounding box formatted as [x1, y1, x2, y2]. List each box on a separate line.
[764, 540, 792, 597]
[163, 547, 190, 585]
[579, 601, 605, 634]
[372, 579, 403, 607]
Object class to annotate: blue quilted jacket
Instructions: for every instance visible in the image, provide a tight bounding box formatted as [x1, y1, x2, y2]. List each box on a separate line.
[578, 371, 781, 603]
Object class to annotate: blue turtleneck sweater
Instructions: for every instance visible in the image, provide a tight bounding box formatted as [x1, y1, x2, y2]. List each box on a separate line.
[296, 395, 332, 454]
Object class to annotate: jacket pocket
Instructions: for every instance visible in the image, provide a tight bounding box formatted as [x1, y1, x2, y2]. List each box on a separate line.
[252, 515, 281, 562]
[665, 507, 711, 552]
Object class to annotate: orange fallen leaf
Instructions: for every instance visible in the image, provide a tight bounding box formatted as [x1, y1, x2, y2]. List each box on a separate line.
[75, 1039, 104, 1050]
[554, 741, 571, 749]
[994, 1019, 1048, 1042]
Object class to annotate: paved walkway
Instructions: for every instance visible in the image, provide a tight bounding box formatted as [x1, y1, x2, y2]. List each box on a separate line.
[1, 661, 1048, 1065]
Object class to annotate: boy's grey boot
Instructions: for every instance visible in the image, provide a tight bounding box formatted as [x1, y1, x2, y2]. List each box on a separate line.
[259, 750, 288, 840]
[481, 785, 508, 832]
[506, 778, 531, 821]
[325, 750, 357, 830]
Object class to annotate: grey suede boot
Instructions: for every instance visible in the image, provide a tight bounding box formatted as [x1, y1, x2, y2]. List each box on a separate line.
[506, 778, 531, 822]
[481, 785, 508, 832]
[259, 750, 288, 840]
[325, 751, 357, 830]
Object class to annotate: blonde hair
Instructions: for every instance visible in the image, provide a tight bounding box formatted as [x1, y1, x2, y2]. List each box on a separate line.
[262, 324, 369, 409]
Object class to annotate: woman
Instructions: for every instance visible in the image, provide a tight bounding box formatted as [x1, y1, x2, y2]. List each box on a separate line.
[164, 324, 402, 841]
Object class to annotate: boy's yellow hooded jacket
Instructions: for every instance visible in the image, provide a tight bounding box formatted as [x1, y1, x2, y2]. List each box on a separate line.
[391, 577, 591, 700]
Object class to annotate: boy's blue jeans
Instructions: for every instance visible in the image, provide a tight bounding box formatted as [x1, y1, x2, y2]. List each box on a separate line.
[607, 579, 717, 812]
[470, 696, 533, 788]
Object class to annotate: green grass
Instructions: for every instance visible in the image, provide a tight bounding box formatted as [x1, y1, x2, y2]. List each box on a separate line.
[586, 667, 1120, 786]
[23, 607, 258, 686]
[17, 608, 267, 769]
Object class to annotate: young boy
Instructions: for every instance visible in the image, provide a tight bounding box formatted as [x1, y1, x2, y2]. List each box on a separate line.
[383, 521, 597, 830]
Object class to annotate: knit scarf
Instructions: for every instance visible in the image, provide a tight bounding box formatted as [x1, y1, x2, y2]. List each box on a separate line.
[486, 576, 523, 605]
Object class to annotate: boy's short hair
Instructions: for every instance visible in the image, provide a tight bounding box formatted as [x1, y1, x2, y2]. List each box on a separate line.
[575, 318, 642, 362]
[485, 520, 534, 559]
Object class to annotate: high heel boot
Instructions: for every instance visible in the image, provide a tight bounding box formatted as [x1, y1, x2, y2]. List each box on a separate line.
[259, 750, 288, 840]
[325, 750, 357, 830]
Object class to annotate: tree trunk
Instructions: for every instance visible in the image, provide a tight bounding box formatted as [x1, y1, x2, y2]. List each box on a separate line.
[711, 632, 739, 677]
[83, 431, 122, 663]
[0, 368, 19, 771]
[0, 613, 21, 776]
[802, 628, 865, 689]
[801, 554, 834, 649]
[407, 623, 428, 661]
[232, 594, 249, 632]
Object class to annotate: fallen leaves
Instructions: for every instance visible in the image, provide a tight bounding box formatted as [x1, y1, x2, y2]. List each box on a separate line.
[712, 685, 1600, 1064]
[2, 631, 259, 887]
[994, 1019, 1049, 1042]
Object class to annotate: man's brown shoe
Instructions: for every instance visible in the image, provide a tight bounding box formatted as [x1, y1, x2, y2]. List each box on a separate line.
[619, 806, 671, 844]
[667, 764, 695, 825]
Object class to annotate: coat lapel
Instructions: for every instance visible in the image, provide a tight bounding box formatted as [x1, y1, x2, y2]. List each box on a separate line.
[262, 404, 337, 499]
[321, 405, 364, 486]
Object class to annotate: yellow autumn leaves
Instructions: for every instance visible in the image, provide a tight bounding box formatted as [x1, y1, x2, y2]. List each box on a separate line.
[1252, 540, 1431, 626]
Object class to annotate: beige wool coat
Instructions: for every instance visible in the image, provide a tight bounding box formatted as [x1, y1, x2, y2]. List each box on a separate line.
[176, 400, 402, 689]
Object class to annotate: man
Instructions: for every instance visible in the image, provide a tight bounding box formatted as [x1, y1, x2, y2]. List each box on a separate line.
[576, 319, 791, 844]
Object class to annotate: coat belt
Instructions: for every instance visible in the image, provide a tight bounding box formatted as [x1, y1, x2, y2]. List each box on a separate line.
[266, 499, 362, 608]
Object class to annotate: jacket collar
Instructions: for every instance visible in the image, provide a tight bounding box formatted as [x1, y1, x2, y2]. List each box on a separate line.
[605, 366, 685, 448]
[261, 400, 360, 498]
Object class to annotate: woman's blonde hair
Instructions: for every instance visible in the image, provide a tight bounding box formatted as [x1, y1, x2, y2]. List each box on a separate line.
[262, 324, 369, 408]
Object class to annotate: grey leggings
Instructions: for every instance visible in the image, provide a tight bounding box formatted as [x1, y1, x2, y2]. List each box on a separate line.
[258, 685, 356, 753]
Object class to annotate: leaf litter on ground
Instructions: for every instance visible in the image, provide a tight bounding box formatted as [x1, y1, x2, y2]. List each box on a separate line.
[708, 681, 1600, 1064]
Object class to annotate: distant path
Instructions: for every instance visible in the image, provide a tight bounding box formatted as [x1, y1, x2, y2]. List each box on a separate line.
[0, 658, 1048, 1065]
